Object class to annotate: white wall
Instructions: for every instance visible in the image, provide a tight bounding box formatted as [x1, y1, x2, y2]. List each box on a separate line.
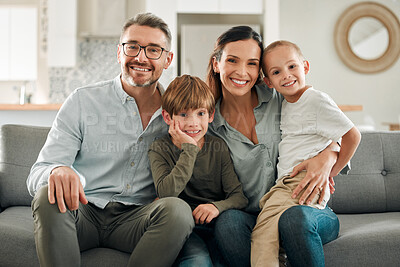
[279, 0, 400, 130]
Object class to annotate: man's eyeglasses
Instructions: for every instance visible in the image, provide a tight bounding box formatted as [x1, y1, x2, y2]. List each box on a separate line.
[121, 43, 169, 60]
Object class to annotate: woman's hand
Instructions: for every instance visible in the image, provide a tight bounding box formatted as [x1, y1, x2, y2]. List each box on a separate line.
[290, 144, 338, 205]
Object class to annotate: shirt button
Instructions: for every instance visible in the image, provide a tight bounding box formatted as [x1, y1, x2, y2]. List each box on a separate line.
[131, 162, 135, 167]
[138, 137, 143, 142]
[126, 184, 131, 189]
[260, 144, 266, 149]
[266, 162, 272, 167]
[381, 170, 387, 176]
[133, 111, 137, 116]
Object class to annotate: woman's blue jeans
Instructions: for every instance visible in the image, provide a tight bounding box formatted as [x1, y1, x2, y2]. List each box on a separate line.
[213, 206, 339, 267]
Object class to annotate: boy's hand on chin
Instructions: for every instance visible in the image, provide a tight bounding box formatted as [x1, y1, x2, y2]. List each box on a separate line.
[169, 119, 198, 148]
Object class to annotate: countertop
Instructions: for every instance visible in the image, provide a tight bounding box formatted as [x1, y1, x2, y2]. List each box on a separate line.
[0, 104, 62, 110]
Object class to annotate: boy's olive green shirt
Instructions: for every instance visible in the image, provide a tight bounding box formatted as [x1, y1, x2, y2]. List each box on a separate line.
[148, 134, 248, 212]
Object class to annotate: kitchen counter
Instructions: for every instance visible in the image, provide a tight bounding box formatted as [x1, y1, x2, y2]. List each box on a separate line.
[0, 104, 62, 110]
[0, 104, 62, 127]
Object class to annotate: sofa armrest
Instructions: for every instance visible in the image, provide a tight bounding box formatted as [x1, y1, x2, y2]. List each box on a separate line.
[0, 124, 51, 210]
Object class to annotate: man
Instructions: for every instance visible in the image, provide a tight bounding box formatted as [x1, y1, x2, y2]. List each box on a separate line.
[27, 13, 194, 267]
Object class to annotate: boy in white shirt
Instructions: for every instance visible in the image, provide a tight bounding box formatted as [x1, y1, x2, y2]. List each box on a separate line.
[251, 40, 361, 267]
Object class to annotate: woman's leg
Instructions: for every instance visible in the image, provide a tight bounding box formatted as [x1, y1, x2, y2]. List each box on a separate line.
[213, 209, 257, 267]
[278, 206, 340, 267]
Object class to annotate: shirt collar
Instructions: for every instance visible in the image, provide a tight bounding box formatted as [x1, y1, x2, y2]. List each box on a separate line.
[212, 82, 274, 129]
[113, 74, 165, 104]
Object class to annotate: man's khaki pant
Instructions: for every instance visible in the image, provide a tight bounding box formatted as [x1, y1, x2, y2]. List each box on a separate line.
[251, 172, 330, 267]
[32, 186, 194, 267]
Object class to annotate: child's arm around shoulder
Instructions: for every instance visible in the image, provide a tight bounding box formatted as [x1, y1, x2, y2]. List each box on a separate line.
[330, 126, 361, 177]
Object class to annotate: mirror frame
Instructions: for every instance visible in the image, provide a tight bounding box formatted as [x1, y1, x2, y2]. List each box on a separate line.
[334, 2, 400, 73]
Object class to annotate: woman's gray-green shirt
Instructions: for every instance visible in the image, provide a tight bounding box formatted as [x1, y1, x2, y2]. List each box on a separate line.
[208, 83, 283, 213]
[148, 134, 248, 213]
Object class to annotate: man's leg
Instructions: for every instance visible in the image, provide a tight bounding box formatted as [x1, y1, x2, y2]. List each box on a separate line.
[31, 186, 99, 267]
[278, 206, 340, 267]
[213, 209, 257, 267]
[104, 197, 194, 267]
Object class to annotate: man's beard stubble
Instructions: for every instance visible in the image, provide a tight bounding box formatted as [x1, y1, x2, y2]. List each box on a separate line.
[122, 63, 159, 88]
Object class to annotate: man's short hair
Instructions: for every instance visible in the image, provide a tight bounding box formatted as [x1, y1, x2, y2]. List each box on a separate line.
[162, 75, 215, 117]
[120, 12, 172, 50]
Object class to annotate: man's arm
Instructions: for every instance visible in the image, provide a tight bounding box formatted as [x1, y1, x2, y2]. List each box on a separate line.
[26, 90, 86, 212]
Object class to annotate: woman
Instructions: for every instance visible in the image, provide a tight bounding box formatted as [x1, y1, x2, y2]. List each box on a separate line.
[206, 26, 340, 267]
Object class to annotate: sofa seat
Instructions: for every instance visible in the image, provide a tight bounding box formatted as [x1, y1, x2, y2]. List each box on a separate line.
[325, 212, 400, 266]
[0, 206, 131, 267]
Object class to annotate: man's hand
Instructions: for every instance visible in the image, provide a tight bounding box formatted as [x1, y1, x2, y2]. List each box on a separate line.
[192, 204, 220, 224]
[169, 119, 197, 148]
[48, 166, 88, 213]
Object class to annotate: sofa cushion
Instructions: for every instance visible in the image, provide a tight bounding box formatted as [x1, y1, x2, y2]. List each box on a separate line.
[329, 131, 400, 214]
[324, 212, 400, 266]
[0, 206, 39, 267]
[0, 206, 130, 267]
[0, 124, 50, 209]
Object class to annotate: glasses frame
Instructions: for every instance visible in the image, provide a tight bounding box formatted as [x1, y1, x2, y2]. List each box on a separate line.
[121, 43, 169, 60]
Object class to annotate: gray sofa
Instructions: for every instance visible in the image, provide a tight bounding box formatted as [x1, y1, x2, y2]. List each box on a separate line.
[0, 124, 399, 266]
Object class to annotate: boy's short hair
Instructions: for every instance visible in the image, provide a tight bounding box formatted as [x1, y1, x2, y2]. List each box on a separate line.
[162, 75, 215, 116]
[263, 40, 305, 76]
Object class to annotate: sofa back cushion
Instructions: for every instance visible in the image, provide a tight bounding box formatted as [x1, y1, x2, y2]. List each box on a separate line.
[0, 124, 50, 209]
[329, 131, 400, 214]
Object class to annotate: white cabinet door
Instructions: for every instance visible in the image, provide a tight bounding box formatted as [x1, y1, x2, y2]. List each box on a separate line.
[0, 9, 11, 80]
[9, 8, 38, 80]
[0, 7, 37, 81]
[177, 0, 262, 14]
[219, 0, 263, 14]
[48, 0, 77, 67]
[177, 0, 219, 13]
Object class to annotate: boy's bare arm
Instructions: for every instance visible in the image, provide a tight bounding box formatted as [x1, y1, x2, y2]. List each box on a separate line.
[330, 126, 361, 177]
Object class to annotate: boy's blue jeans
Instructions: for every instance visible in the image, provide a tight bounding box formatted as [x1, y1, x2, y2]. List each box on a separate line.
[174, 222, 226, 267]
[211, 206, 339, 267]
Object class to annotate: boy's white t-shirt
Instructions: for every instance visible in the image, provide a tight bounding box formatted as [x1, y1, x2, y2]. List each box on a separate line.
[277, 87, 354, 180]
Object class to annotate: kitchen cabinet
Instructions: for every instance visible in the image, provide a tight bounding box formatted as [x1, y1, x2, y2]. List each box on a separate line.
[177, 0, 263, 14]
[79, 0, 126, 37]
[48, 0, 77, 67]
[0, 7, 37, 81]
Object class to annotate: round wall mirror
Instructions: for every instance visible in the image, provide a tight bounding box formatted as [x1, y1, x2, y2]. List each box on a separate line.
[334, 2, 400, 73]
[348, 17, 389, 60]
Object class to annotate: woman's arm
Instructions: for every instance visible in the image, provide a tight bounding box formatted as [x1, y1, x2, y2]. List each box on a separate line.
[290, 142, 339, 205]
